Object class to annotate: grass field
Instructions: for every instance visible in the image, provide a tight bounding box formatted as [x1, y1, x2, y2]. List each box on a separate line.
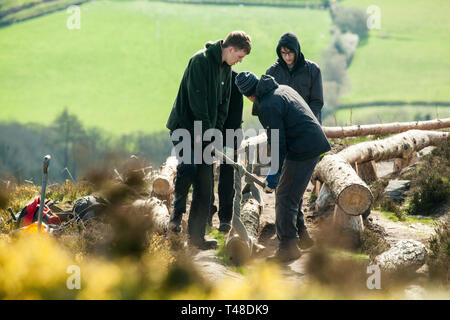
[323, 105, 450, 126]
[340, 0, 450, 105]
[0, 0, 331, 134]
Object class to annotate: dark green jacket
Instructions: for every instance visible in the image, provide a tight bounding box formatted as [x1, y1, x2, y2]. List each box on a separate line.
[166, 40, 231, 135]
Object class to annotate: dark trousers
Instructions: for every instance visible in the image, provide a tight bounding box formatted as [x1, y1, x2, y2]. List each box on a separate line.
[275, 156, 319, 244]
[172, 141, 213, 241]
[209, 163, 234, 224]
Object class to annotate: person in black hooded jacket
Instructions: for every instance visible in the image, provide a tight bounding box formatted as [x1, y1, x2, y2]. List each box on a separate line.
[266, 32, 323, 124]
[234, 72, 330, 262]
[266, 32, 324, 248]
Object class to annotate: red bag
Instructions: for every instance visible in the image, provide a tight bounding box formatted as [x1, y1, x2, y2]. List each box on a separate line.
[19, 197, 61, 227]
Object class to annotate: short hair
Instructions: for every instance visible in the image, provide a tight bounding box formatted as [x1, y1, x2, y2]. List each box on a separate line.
[223, 31, 252, 54]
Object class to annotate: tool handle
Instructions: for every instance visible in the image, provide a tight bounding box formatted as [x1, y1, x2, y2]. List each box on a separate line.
[43, 155, 51, 174]
[212, 148, 266, 188]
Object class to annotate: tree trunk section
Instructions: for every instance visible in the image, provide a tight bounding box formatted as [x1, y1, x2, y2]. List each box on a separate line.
[132, 197, 173, 233]
[333, 204, 364, 248]
[152, 156, 178, 196]
[314, 154, 373, 215]
[323, 118, 450, 138]
[338, 130, 448, 164]
[226, 190, 263, 266]
[355, 160, 378, 183]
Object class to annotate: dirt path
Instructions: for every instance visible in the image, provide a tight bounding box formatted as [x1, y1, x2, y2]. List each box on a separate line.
[194, 181, 448, 285]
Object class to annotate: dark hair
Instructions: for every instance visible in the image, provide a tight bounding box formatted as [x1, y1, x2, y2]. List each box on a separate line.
[223, 31, 252, 54]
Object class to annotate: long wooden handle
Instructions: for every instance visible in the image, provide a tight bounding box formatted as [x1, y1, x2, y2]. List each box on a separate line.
[212, 148, 266, 188]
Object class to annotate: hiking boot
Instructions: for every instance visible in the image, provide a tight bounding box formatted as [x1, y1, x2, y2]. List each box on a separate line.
[297, 228, 314, 249]
[189, 237, 218, 250]
[267, 241, 301, 263]
[218, 222, 231, 233]
[169, 212, 183, 233]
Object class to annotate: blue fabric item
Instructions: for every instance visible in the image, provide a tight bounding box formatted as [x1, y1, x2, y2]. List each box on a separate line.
[266, 172, 281, 190]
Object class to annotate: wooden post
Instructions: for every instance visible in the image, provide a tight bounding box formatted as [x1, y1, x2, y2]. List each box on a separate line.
[152, 156, 178, 196]
[393, 152, 418, 173]
[333, 204, 364, 248]
[355, 160, 378, 183]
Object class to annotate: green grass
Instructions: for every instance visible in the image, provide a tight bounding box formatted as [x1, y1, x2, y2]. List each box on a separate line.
[168, 0, 325, 4]
[324, 105, 450, 126]
[381, 210, 435, 225]
[207, 227, 247, 274]
[339, 0, 450, 105]
[0, 0, 331, 135]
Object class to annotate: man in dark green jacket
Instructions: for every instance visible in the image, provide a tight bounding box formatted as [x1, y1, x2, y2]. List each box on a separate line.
[167, 31, 251, 250]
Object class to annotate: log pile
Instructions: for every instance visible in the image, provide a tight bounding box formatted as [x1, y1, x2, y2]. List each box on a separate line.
[323, 118, 450, 138]
[152, 156, 178, 196]
[132, 197, 172, 233]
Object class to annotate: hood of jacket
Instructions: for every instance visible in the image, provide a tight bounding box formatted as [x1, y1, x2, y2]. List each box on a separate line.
[256, 74, 279, 98]
[205, 40, 223, 65]
[276, 32, 306, 73]
[252, 75, 279, 115]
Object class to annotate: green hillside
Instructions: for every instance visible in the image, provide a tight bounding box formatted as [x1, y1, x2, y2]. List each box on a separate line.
[0, 0, 331, 134]
[340, 0, 450, 105]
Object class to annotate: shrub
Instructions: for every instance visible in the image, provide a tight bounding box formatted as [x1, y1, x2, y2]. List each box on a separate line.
[427, 221, 449, 285]
[330, 4, 368, 39]
[405, 138, 450, 215]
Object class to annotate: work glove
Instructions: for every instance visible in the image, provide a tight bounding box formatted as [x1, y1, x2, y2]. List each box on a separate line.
[264, 172, 280, 194]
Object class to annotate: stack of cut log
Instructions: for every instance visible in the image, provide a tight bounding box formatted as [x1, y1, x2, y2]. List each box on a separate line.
[239, 120, 449, 246]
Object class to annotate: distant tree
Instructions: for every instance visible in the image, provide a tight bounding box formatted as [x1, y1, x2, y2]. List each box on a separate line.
[330, 4, 368, 39]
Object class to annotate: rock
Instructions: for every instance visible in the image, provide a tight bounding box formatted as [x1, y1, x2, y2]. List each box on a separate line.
[384, 180, 410, 203]
[374, 239, 427, 273]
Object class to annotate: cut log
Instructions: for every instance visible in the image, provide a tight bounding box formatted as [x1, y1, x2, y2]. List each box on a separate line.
[152, 156, 178, 196]
[132, 197, 172, 233]
[355, 160, 378, 183]
[314, 180, 322, 198]
[235, 121, 450, 152]
[333, 204, 364, 233]
[315, 183, 334, 210]
[314, 154, 373, 215]
[338, 130, 448, 164]
[323, 118, 450, 138]
[225, 187, 264, 266]
[393, 152, 417, 173]
[333, 204, 364, 248]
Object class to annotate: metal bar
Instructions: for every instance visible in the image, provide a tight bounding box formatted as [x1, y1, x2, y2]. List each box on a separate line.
[37, 155, 51, 233]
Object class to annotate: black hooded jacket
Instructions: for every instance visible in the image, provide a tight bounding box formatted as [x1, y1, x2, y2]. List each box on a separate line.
[254, 75, 330, 173]
[266, 32, 324, 123]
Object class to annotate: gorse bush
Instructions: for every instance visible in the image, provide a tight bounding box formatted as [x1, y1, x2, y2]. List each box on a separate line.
[405, 137, 450, 215]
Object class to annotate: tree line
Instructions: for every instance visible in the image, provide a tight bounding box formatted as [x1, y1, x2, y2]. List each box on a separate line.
[0, 109, 172, 184]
